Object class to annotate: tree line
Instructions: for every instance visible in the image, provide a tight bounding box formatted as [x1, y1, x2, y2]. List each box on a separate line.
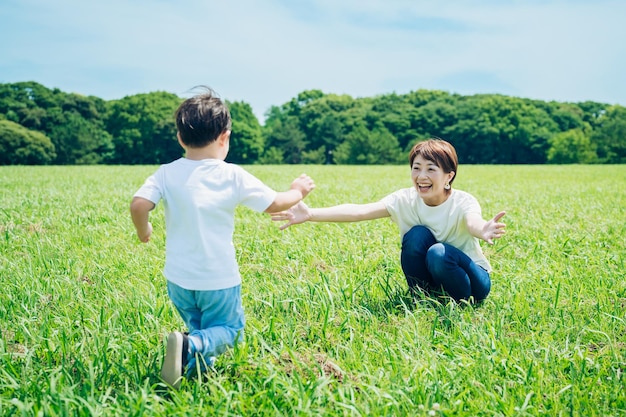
[1, 81, 625, 165]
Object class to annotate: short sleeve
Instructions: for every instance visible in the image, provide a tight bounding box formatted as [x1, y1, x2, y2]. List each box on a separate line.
[235, 167, 277, 212]
[133, 169, 163, 205]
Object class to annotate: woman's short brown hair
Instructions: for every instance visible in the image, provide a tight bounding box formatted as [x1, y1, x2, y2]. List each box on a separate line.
[409, 138, 458, 184]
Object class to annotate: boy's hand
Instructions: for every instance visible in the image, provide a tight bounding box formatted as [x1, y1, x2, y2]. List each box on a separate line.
[290, 174, 315, 199]
[270, 201, 312, 230]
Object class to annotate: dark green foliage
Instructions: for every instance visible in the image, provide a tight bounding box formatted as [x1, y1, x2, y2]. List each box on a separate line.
[547, 129, 597, 164]
[105, 92, 182, 164]
[297, 94, 354, 155]
[591, 105, 626, 163]
[1, 82, 625, 165]
[263, 116, 308, 164]
[0, 82, 113, 164]
[226, 101, 264, 164]
[333, 123, 403, 164]
[0, 120, 56, 164]
[443, 95, 557, 164]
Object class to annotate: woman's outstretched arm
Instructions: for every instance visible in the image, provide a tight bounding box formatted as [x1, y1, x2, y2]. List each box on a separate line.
[466, 211, 506, 245]
[271, 201, 389, 230]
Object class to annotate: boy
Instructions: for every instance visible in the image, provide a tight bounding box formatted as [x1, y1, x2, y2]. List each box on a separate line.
[130, 87, 315, 389]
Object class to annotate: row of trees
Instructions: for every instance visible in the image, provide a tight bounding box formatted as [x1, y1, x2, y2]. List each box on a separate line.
[1, 82, 625, 165]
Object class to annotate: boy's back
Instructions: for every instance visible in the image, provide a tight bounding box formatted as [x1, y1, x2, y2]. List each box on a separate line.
[134, 158, 277, 291]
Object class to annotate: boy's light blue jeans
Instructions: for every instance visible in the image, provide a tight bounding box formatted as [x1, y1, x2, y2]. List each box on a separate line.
[400, 225, 491, 302]
[166, 281, 245, 372]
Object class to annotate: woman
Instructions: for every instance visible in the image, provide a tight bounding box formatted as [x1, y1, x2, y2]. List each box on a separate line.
[271, 138, 506, 302]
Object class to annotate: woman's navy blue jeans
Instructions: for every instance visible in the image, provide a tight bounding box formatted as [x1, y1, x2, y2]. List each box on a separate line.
[400, 225, 491, 302]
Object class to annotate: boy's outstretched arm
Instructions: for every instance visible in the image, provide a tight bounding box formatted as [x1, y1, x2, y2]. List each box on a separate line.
[130, 196, 156, 242]
[264, 174, 315, 213]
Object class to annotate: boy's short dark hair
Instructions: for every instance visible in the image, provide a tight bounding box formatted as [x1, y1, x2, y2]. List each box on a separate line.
[175, 86, 232, 148]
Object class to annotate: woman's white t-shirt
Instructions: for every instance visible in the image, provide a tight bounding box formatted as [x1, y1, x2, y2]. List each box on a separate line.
[381, 188, 491, 271]
[134, 158, 277, 290]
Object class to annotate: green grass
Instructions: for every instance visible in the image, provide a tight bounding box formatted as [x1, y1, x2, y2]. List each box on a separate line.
[0, 164, 624, 416]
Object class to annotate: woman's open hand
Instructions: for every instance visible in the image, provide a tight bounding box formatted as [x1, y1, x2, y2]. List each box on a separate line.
[270, 201, 312, 230]
[482, 211, 506, 244]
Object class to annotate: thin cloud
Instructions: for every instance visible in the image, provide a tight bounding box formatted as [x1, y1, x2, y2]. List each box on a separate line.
[1, 0, 624, 122]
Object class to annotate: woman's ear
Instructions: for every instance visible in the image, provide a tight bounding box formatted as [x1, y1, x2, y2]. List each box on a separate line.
[448, 170, 456, 183]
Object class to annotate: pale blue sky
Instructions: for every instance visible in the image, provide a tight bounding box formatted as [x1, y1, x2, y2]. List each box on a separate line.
[1, 0, 625, 122]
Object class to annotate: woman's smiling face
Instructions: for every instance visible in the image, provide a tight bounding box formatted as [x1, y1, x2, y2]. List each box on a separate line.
[411, 154, 456, 206]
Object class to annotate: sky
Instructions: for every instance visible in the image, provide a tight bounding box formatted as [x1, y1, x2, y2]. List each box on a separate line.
[1, 0, 625, 122]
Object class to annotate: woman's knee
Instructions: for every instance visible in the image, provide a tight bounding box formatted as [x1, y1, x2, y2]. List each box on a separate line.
[425, 243, 446, 272]
[472, 275, 491, 302]
[402, 225, 436, 252]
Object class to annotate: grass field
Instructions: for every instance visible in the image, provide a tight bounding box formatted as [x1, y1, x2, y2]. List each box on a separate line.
[0, 164, 624, 416]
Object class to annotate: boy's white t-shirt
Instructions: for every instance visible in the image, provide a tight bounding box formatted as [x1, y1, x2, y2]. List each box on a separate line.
[381, 188, 491, 271]
[134, 158, 277, 291]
